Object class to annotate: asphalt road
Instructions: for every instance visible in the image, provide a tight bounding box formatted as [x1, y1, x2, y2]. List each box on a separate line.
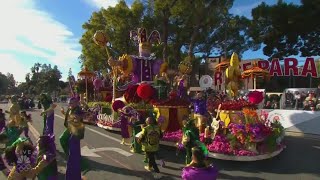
[1, 103, 320, 180]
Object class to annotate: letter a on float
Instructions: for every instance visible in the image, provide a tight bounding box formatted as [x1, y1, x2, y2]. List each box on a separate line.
[269, 59, 283, 76]
[301, 58, 317, 77]
[284, 58, 298, 76]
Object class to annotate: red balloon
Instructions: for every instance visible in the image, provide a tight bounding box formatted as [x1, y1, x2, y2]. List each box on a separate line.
[137, 83, 154, 100]
[93, 78, 103, 89]
[248, 91, 264, 104]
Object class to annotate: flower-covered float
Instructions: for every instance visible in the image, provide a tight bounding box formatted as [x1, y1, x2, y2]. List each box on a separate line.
[162, 53, 285, 161]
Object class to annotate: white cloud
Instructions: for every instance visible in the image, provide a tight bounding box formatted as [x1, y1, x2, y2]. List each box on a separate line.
[84, 0, 119, 9]
[0, 0, 81, 82]
[0, 54, 30, 83]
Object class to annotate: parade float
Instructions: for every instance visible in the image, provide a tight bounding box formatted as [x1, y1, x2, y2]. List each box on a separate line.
[162, 53, 285, 161]
[93, 28, 166, 131]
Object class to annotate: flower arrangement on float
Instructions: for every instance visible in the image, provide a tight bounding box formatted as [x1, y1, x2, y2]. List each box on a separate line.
[161, 101, 285, 158]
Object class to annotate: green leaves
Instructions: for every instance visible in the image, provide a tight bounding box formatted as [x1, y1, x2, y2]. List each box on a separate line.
[249, 1, 320, 59]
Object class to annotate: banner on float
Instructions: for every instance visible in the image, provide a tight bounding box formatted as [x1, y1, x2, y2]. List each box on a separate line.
[211, 57, 319, 86]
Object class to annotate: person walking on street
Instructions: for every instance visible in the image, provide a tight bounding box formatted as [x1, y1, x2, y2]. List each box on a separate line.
[139, 117, 162, 179]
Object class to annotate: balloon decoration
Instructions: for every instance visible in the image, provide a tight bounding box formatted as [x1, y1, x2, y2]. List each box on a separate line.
[137, 83, 154, 100]
[247, 91, 264, 104]
[178, 58, 193, 74]
[112, 100, 125, 112]
[93, 78, 103, 90]
[93, 31, 109, 47]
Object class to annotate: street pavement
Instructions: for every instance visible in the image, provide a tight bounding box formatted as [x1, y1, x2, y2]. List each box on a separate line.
[1, 103, 320, 180]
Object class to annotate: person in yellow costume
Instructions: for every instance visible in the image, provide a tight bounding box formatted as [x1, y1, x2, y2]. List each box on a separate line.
[5, 95, 21, 125]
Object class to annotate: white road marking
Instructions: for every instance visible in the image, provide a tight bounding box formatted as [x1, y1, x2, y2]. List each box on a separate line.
[81, 146, 132, 157]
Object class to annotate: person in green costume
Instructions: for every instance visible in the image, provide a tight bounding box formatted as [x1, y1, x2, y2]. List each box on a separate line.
[182, 118, 200, 165]
[1, 120, 22, 147]
[129, 116, 143, 153]
[60, 97, 90, 177]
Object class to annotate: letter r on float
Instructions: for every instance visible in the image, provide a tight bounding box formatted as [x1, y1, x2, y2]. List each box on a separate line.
[214, 71, 222, 86]
[284, 58, 298, 76]
[301, 58, 317, 77]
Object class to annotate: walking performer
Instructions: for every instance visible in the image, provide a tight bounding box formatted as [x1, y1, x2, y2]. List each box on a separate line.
[39, 93, 57, 135]
[181, 118, 200, 165]
[19, 111, 32, 142]
[2, 137, 38, 180]
[5, 95, 20, 125]
[118, 106, 138, 145]
[33, 135, 58, 180]
[130, 116, 143, 153]
[60, 97, 88, 180]
[138, 117, 162, 179]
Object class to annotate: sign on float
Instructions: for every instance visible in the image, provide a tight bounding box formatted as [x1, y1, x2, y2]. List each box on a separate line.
[213, 57, 318, 85]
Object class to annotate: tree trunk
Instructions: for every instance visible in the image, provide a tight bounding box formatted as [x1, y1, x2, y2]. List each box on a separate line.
[188, 24, 200, 57]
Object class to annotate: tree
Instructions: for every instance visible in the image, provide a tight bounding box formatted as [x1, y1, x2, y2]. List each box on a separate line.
[80, 0, 251, 72]
[0, 73, 9, 94]
[6, 73, 16, 93]
[79, 0, 147, 71]
[25, 63, 62, 95]
[249, 0, 320, 59]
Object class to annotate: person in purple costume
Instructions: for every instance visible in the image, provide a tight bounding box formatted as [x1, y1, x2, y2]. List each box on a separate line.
[182, 147, 218, 180]
[60, 97, 86, 180]
[40, 93, 57, 135]
[190, 92, 208, 133]
[118, 106, 138, 145]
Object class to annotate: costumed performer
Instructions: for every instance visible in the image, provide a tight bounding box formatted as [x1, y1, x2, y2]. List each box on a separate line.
[119, 106, 138, 145]
[182, 118, 200, 165]
[60, 97, 88, 180]
[138, 117, 162, 179]
[32, 135, 58, 180]
[130, 116, 143, 153]
[189, 92, 208, 133]
[175, 75, 188, 99]
[181, 147, 218, 180]
[3, 137, 38, 180]
[39, 93, 56, 135]
[19, 111, 32, 142]
[1, 120, 22, 147]
[5, 95, 20, 125]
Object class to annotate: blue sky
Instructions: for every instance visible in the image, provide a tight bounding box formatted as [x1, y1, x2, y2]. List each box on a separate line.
[0, 0, 303, 83]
